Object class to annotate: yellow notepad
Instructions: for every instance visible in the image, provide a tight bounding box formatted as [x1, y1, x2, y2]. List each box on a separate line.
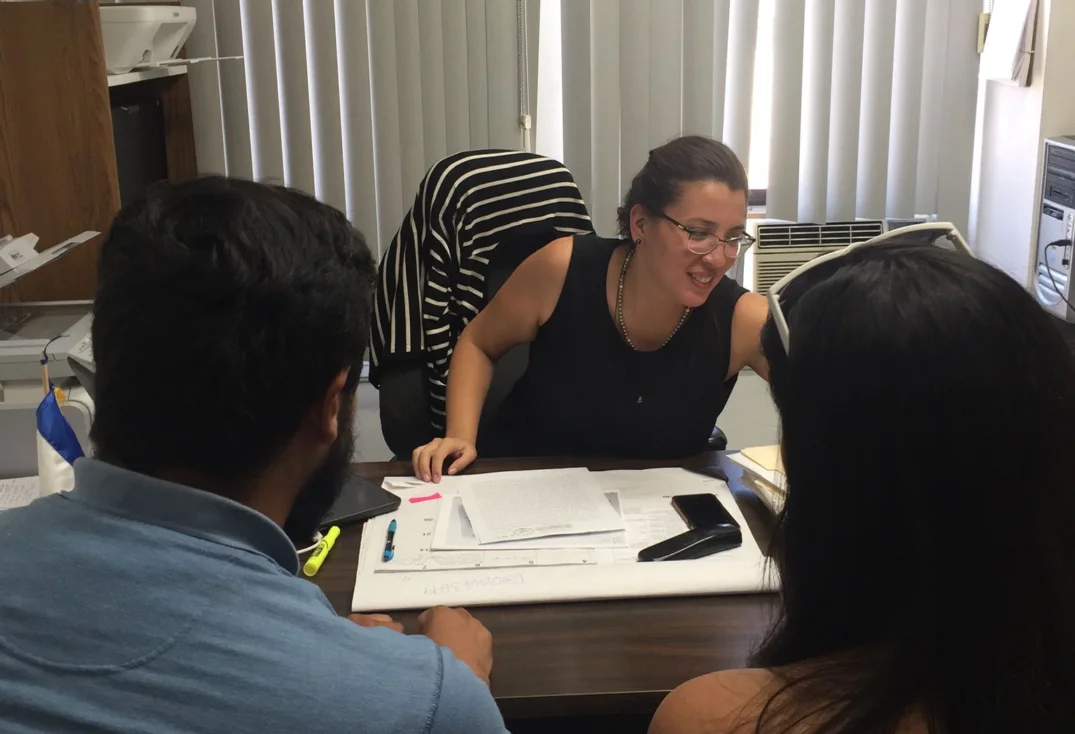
[741, 444, 784, 474]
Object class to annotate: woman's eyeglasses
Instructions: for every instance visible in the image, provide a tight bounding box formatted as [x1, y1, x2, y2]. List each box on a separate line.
[766, 222, 974, 356]
[661, 212, 756, 258]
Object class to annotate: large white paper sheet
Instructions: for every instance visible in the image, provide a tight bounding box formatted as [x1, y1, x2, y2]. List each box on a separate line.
[458, 468, 624, 543]
[353, 468, 776, 612]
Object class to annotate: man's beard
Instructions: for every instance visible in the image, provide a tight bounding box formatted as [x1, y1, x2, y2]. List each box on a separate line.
[282, 397, 356, 547]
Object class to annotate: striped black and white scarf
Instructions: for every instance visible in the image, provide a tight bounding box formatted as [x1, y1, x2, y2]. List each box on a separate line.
[369, 149, 593, 431]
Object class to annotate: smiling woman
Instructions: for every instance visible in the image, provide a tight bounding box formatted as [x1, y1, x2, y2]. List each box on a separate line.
[411, 136, 771, 482]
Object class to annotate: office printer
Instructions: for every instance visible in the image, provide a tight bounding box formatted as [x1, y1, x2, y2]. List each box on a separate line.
[0, 232, 97, 477]
[0, 232, 96, 406]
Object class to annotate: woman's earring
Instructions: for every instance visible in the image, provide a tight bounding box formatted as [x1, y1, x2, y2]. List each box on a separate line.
[634, 238, 642, 245]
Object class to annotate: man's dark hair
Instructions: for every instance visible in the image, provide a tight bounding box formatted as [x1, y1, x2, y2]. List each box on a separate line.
[91, 176, 376, 484]
[616, 135, 748, 238]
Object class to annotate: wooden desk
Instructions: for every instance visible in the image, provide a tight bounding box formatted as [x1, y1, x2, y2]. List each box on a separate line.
[312, 454, 779, 726]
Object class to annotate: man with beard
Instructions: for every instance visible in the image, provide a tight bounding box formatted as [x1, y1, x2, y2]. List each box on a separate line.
[0, 178, 508, 733]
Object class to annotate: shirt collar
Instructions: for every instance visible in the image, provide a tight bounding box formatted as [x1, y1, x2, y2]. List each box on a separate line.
[68, 458, 299, 574]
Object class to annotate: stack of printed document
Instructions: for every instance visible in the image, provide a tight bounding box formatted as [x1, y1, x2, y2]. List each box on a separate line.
[728, 446, 786, 512]
[979, 0, 1038, 87]
[375, 468, 695, 572]
[356, 467, 772, 611]
[455, 468, 624, 545]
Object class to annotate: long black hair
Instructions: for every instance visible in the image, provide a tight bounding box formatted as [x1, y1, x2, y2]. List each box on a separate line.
[753, 241, 1075, 732]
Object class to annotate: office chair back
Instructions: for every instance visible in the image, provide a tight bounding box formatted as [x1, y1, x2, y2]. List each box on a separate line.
[371, 150, 592, 457]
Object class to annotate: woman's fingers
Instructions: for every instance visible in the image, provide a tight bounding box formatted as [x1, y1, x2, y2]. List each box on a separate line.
[447, 445, 477, 476]
[411, 446, 423, 479]
[412, 438, 476, 482]
[413, 440, 440, 482]
[430, 441, 461, 482]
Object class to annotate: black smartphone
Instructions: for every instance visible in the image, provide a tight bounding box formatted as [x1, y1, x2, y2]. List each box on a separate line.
[637, 526, 742, 561]
[320, 476, 401, 529]
[672, 493, 739, 530]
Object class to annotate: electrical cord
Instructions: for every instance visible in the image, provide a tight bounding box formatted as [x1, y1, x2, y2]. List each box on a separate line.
[517, 0, 532, 152]
[41, 332, 66, 369]
[517, 0, 528, 120]
[1043, 241, 1075, 313]
[296, 530, 323, 555]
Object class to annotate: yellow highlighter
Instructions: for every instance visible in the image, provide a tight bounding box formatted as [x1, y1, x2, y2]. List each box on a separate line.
[303, 525, 341, 577]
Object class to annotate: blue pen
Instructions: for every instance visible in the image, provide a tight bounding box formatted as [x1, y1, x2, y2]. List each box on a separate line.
[382, 520, 397, 562]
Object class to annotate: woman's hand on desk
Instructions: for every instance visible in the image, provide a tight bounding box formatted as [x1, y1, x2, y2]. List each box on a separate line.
[412, 437, 477, 483]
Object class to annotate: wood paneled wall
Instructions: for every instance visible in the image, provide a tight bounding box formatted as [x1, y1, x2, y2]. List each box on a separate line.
[0, 0, 119, 301]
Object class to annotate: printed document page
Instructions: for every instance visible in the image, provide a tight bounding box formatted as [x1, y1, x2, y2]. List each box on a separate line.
[458, 468, 625, 544]
[727, 451, 786, 513]
[740, 445, 783, 474]
[979, 0, 1037, 84]
[0, 476, 39, 511]
[432, 493, 628, 550]
[369, 488, 598, 572]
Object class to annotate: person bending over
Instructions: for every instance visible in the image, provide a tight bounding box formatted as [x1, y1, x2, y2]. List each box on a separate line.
[649, 235, 1075, 733]
[0, 178, 508, 734]
[414, 135, 769, 481]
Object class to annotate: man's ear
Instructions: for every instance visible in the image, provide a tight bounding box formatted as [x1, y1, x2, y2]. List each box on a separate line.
[313, 370, 351, 445]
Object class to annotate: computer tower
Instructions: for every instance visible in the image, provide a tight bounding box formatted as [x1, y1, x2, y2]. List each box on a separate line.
[1034, 137, 1075, 321]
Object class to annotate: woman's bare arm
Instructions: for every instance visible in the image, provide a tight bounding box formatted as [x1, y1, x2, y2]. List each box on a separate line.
[413, 237, 574, 480]
[727, 291, 770, 382]
[649, 669, 776, 734]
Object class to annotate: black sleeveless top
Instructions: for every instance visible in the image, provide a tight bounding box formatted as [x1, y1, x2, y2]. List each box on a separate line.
[480, 234, 747, 459]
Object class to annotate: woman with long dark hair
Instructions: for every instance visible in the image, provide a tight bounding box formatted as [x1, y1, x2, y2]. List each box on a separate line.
[650, 229, 1075, 733]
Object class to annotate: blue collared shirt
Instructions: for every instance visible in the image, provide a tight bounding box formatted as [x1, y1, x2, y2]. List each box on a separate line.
[0, 459, 508, 734]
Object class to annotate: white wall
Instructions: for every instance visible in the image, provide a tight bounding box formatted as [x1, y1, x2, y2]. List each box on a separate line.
[972, 71, 1045, 282]
[973, 0, 1075, 285]
[535, 0, 563, 163]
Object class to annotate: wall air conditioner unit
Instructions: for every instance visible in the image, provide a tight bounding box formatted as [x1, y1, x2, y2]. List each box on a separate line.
[885, 214, 938, 231]
[748, 220, 885, 293]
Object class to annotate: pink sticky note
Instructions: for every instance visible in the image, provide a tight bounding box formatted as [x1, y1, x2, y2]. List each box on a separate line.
[409, 492, 442, 504]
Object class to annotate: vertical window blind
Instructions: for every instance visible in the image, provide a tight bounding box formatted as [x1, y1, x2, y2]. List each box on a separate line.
[183, 1, 980, 246]
[556, 0, 980, 235]
[182, 0, 539, 258]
